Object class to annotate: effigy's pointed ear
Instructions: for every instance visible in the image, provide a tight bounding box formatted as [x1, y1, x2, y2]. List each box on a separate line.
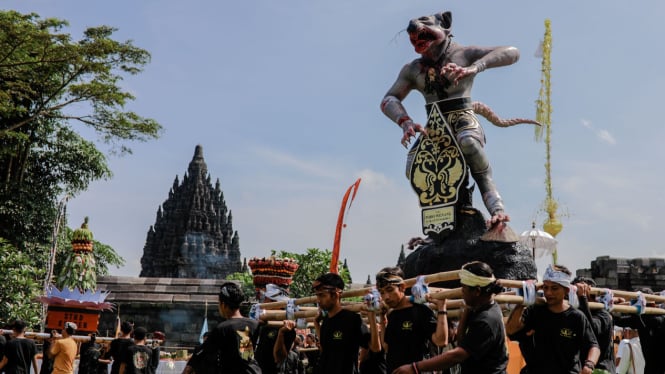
[437, 11, 452, 30]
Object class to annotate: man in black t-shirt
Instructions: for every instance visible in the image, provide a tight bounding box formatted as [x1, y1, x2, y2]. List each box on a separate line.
[312, 273, 370, 374]
[0, 320, 38, 374]
[274, 320, 303, 374]
[40, 335, 54, 374]
[189, 282, 261, 374]
[255, 285, 296, 374]
[613, 287, 665, 374]
[573, 277, 615, 373]
[120, 327, 156, 374]
[506, 264, 600, 374]
[79, 333, 104, 374]
[255, 323, 295, 373]
[374, 267, 448, 373]
[106, 321, 135, 374]
[393, 261, 508, 374]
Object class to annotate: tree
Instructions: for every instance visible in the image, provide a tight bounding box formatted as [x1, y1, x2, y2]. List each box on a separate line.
[271, 248, 352, 299]
[0, 10, 161, 252]
[226, 271, 256, 302]
[0, 238, 44, 327]
[0, 11, 160, 144]
[0, 10, 150, 326]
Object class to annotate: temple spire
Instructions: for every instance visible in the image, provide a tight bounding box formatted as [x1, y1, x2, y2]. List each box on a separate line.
[140, 145, 242, 279]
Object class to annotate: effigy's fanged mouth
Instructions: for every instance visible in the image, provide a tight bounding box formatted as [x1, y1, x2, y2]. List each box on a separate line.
[410, 30, 438, 53]
[416, 30, 437, 41]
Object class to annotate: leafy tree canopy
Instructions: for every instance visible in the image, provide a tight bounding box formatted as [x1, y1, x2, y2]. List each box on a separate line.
[226, 271, 256, 302]
[0, 10, 161, 250]
[271, 248, 352, 299]
[0, 10, 161, 147]
[0, 10, 147, 327]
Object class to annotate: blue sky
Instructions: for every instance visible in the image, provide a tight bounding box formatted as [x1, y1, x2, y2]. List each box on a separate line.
[5, 1, 665, 282]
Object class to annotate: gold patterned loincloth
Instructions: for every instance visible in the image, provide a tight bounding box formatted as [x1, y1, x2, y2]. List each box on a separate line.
[406, 98, 476, 236]
[425, 97, 486, 146]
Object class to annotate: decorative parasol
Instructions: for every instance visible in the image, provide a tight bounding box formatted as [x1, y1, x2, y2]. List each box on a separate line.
[519, 222, 558, 259]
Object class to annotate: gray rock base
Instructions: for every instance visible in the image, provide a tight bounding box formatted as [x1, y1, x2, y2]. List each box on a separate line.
[402, 207, 537, 288]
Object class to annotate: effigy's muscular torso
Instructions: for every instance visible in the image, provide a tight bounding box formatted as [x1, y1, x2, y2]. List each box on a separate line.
[400, 43, 475, 102]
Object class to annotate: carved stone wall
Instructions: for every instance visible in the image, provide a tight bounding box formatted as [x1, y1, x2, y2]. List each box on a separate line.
[96, 275, 225, 347]
[576, 256, 665, 292]
[140, 145, 241, 279]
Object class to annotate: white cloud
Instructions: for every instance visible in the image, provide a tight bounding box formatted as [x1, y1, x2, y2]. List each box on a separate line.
[579, 119, 616, 145]
[597, 130, 616, 145]
[251, 146, 343, 180]
[353, 169, 393, 191]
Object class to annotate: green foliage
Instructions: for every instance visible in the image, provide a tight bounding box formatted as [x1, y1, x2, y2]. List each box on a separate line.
[271, 248, 352, 299]
[0, 10, 141, 328]
[226, 271, 256, 302]
[0, 238, 44, 327]
[0, 11, 161, 145]
[89, 235, 125, 277]
[0, 9, 160, 252]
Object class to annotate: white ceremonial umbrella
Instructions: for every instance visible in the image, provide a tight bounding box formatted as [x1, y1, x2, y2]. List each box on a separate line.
[519, 222, 558, 259]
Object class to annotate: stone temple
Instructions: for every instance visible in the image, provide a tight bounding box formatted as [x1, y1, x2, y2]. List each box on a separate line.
[140, 145, 242, 279]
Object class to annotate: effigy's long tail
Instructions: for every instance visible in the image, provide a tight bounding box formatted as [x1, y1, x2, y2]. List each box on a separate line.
[472, 101, 541, 128]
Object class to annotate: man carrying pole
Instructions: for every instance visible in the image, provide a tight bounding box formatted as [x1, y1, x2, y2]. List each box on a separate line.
[393, 261, 507, 374]
[312, 272, 370, 374]
[374, 266, 448, 373]
[506, 264, 600, 374]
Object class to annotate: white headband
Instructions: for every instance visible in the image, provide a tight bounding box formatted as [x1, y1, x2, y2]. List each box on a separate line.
[459, 269, 496, 287]
[543, 265, 571, 288]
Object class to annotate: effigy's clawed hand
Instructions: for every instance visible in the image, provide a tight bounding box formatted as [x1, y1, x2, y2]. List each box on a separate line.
[485, 212, 510, 232]
[400, 120, 426, 148]
[442, 62, 475, 86]
[485, 212, 510, 230]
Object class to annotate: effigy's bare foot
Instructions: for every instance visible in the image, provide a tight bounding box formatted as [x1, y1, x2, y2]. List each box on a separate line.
[480, 213, 518, 242]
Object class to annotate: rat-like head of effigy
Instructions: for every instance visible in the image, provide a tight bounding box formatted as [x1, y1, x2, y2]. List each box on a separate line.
[406, 11, 452, 55]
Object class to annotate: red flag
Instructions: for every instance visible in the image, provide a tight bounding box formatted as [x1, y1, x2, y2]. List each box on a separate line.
[330, 178, 362, 274]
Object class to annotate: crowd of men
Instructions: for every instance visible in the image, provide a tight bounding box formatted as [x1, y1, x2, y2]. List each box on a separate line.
[3, 261, 665, 374]
[0, 320, 160, 374]
[185, 262, 665, 374]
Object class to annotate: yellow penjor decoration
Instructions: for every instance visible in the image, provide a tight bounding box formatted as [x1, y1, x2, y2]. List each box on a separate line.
[535, 19, 563, 264]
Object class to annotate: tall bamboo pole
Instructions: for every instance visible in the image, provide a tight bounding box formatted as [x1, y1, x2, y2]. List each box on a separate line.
[535, 20, 563, 264]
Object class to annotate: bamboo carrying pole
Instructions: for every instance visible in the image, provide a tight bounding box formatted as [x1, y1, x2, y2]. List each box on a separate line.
[258, 270, 461, 310]
[256, 269, 665, 321]
[260, 294, 665, 322]
[0, 330, 163, 344]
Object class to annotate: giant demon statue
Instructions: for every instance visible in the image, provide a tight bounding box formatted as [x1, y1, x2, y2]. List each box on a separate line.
[381, 11, 538, 242]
